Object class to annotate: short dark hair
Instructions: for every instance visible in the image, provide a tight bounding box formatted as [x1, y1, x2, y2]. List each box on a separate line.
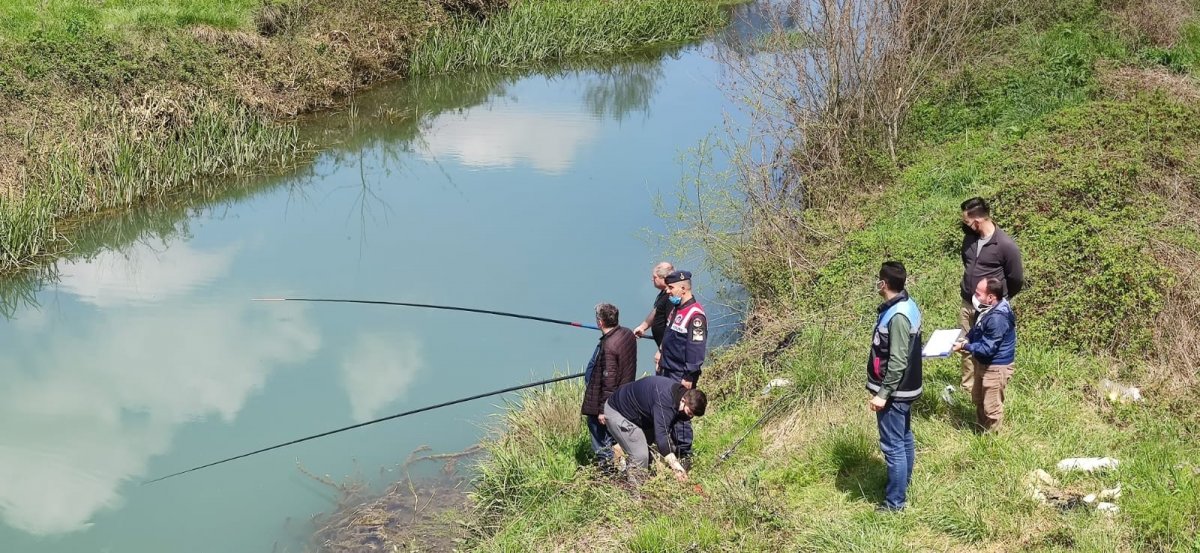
[879, 261, 906, 292]
[961, 197, 991, 219]
[683, 389, 707, 417]
[595, 303, 619, 328]
[983, 277, 1004, 299]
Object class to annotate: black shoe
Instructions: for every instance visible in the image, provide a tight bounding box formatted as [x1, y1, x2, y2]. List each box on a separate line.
[875, 504, 904, 513]
[679, 456, 693, 472]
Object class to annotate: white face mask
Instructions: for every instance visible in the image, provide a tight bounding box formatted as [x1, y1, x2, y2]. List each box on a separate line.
[972, 295, 993, 312]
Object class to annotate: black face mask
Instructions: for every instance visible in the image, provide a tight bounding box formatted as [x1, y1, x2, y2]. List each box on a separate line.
[960, 222, 977, 235]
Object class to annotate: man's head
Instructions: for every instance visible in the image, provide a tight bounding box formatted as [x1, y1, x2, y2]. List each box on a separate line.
[652, 262, 674, 291]
[974, 277, 1003, 309]
[678, 388, 707, 418]
[664, 270, 693, 304]
[960, 197, 992, 235]
[877, 261, 906, 298]
[595, 303, 619, 331]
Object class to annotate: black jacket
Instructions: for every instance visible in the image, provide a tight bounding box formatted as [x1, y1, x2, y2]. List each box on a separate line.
[961, 227, 1024, 301]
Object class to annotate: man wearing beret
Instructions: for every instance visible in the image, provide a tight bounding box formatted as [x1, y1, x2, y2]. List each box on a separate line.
[654, 270, 707, 464]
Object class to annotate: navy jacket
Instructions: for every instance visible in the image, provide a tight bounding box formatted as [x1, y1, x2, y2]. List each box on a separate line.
[605, 376, 687, 456]
[658, 298, 707, 383]
[965, 298, 1017, 365]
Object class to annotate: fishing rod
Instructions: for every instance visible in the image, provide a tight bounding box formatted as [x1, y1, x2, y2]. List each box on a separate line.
[144, 371, 584, 485]
[255, 298, 650, 339]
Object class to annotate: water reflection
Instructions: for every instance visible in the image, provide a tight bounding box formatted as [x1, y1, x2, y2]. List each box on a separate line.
[57, 241, 240, 307]
[340, 332, 425, 423]
[419, 109, 600, 174]
[0, 300, 319, 536]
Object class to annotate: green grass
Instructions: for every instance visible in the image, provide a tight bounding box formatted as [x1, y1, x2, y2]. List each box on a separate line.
[410, 0, 724, 75]
[0, 0, 261, 40]
[465, 1, 1200, 551]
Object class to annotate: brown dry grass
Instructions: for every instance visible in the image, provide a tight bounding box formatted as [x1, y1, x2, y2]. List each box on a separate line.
[1098, 63, 1200, 102]
[1109, 0, 1196, 47]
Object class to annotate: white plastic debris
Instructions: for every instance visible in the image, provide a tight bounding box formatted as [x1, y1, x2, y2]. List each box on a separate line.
[1057, 457, 1120, 472]
[1083, 493, 1097, 504]
[760, 378, 792, 396]
[940, 385, 956, 405]
[1100, 379, 1144, 403]
[1096, 502, 1119, 514]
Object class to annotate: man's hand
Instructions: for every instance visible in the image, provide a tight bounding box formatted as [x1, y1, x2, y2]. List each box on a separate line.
[633, 324, 647, 338]
[869, 396, 887, 412]
[951, 340, 969, 356]
[598, 414, 607, 425]
[664, 453, 688, 481]
[681, 378, 694, 390]
[654, 351, 661, 370]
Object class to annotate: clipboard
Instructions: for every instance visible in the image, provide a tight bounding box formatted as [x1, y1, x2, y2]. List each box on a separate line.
[922, 329, 964, 358]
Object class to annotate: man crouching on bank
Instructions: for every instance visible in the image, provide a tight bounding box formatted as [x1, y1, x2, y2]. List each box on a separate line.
[603, 375, 707, 485]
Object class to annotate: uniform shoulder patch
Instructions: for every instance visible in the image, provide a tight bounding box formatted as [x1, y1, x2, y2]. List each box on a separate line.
[689, 314, 707, 342]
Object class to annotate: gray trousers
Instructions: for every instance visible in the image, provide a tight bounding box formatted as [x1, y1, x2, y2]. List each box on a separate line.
[603, 401, 653, 469]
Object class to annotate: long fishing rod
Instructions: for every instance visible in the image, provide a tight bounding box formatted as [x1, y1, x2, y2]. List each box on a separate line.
[255, 297, 656, 338]
[144, 371, 584, 485]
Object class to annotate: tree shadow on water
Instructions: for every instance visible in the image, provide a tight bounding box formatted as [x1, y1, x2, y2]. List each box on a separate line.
[829, 430, 888, 505]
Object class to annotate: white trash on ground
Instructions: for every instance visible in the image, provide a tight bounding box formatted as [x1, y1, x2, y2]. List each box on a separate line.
[760, 378, 792, 396]
[1100, 379, 1144, 403]
[1057, 457, 1120, 472]
[940, 385, 956, 405]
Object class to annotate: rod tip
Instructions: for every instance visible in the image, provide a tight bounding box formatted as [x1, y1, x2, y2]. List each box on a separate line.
[251, 298, 286, 302]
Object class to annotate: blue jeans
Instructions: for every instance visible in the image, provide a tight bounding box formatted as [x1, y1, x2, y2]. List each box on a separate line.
[586, 415, 614, 462]
[876, 400, 915, 510]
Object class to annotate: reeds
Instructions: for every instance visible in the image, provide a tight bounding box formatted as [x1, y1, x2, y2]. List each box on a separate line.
[0, 96, 298, 269]
[410, 0, 724, 75]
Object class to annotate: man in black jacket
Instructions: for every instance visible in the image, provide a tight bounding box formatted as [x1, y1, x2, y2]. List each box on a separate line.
[959, 197, 1023, 393]
[581, 303, 638, 467]
[603, 376, 707, 483]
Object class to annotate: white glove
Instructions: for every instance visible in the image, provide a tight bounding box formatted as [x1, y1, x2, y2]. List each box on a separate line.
[663, 453, 686, 473]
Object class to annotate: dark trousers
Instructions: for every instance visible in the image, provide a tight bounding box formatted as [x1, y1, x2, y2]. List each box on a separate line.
[876, 400, 915, 510]
[586, 414, 614, 462]
[659, 370, 698, 458]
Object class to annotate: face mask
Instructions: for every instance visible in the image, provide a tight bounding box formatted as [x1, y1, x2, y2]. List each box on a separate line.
[972, 295, 992, 312]
[960, 222, 976, 235]
[668, 295, 683, 305]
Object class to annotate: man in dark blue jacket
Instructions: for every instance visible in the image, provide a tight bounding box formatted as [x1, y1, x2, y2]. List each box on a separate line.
[603, 376, 707, 483]
[953, 277, 1017, 432]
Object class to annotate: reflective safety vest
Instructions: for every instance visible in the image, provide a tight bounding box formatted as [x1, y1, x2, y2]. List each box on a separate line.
[865, 295, 924, 402]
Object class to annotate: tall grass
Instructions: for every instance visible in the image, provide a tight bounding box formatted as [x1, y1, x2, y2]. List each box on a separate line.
[0, 97, 297, 268]
[411, 0, 724, 75]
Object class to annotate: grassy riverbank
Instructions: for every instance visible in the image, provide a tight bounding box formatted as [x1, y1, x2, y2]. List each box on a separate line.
[461, 1, 1200, 551]
[0, 0, 726, 272]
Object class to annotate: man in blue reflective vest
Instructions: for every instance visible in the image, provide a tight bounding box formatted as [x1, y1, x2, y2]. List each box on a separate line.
[867, 261, 923, 512]
[654, 270, 706, 464]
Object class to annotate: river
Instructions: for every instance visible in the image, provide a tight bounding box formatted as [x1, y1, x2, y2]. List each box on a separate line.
[0, 34, 743, 553]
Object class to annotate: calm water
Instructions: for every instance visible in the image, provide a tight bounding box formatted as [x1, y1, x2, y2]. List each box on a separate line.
[0, 42, 739, 552]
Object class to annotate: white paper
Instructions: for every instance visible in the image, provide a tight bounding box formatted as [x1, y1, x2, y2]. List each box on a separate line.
[922, 329, 964, 358]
